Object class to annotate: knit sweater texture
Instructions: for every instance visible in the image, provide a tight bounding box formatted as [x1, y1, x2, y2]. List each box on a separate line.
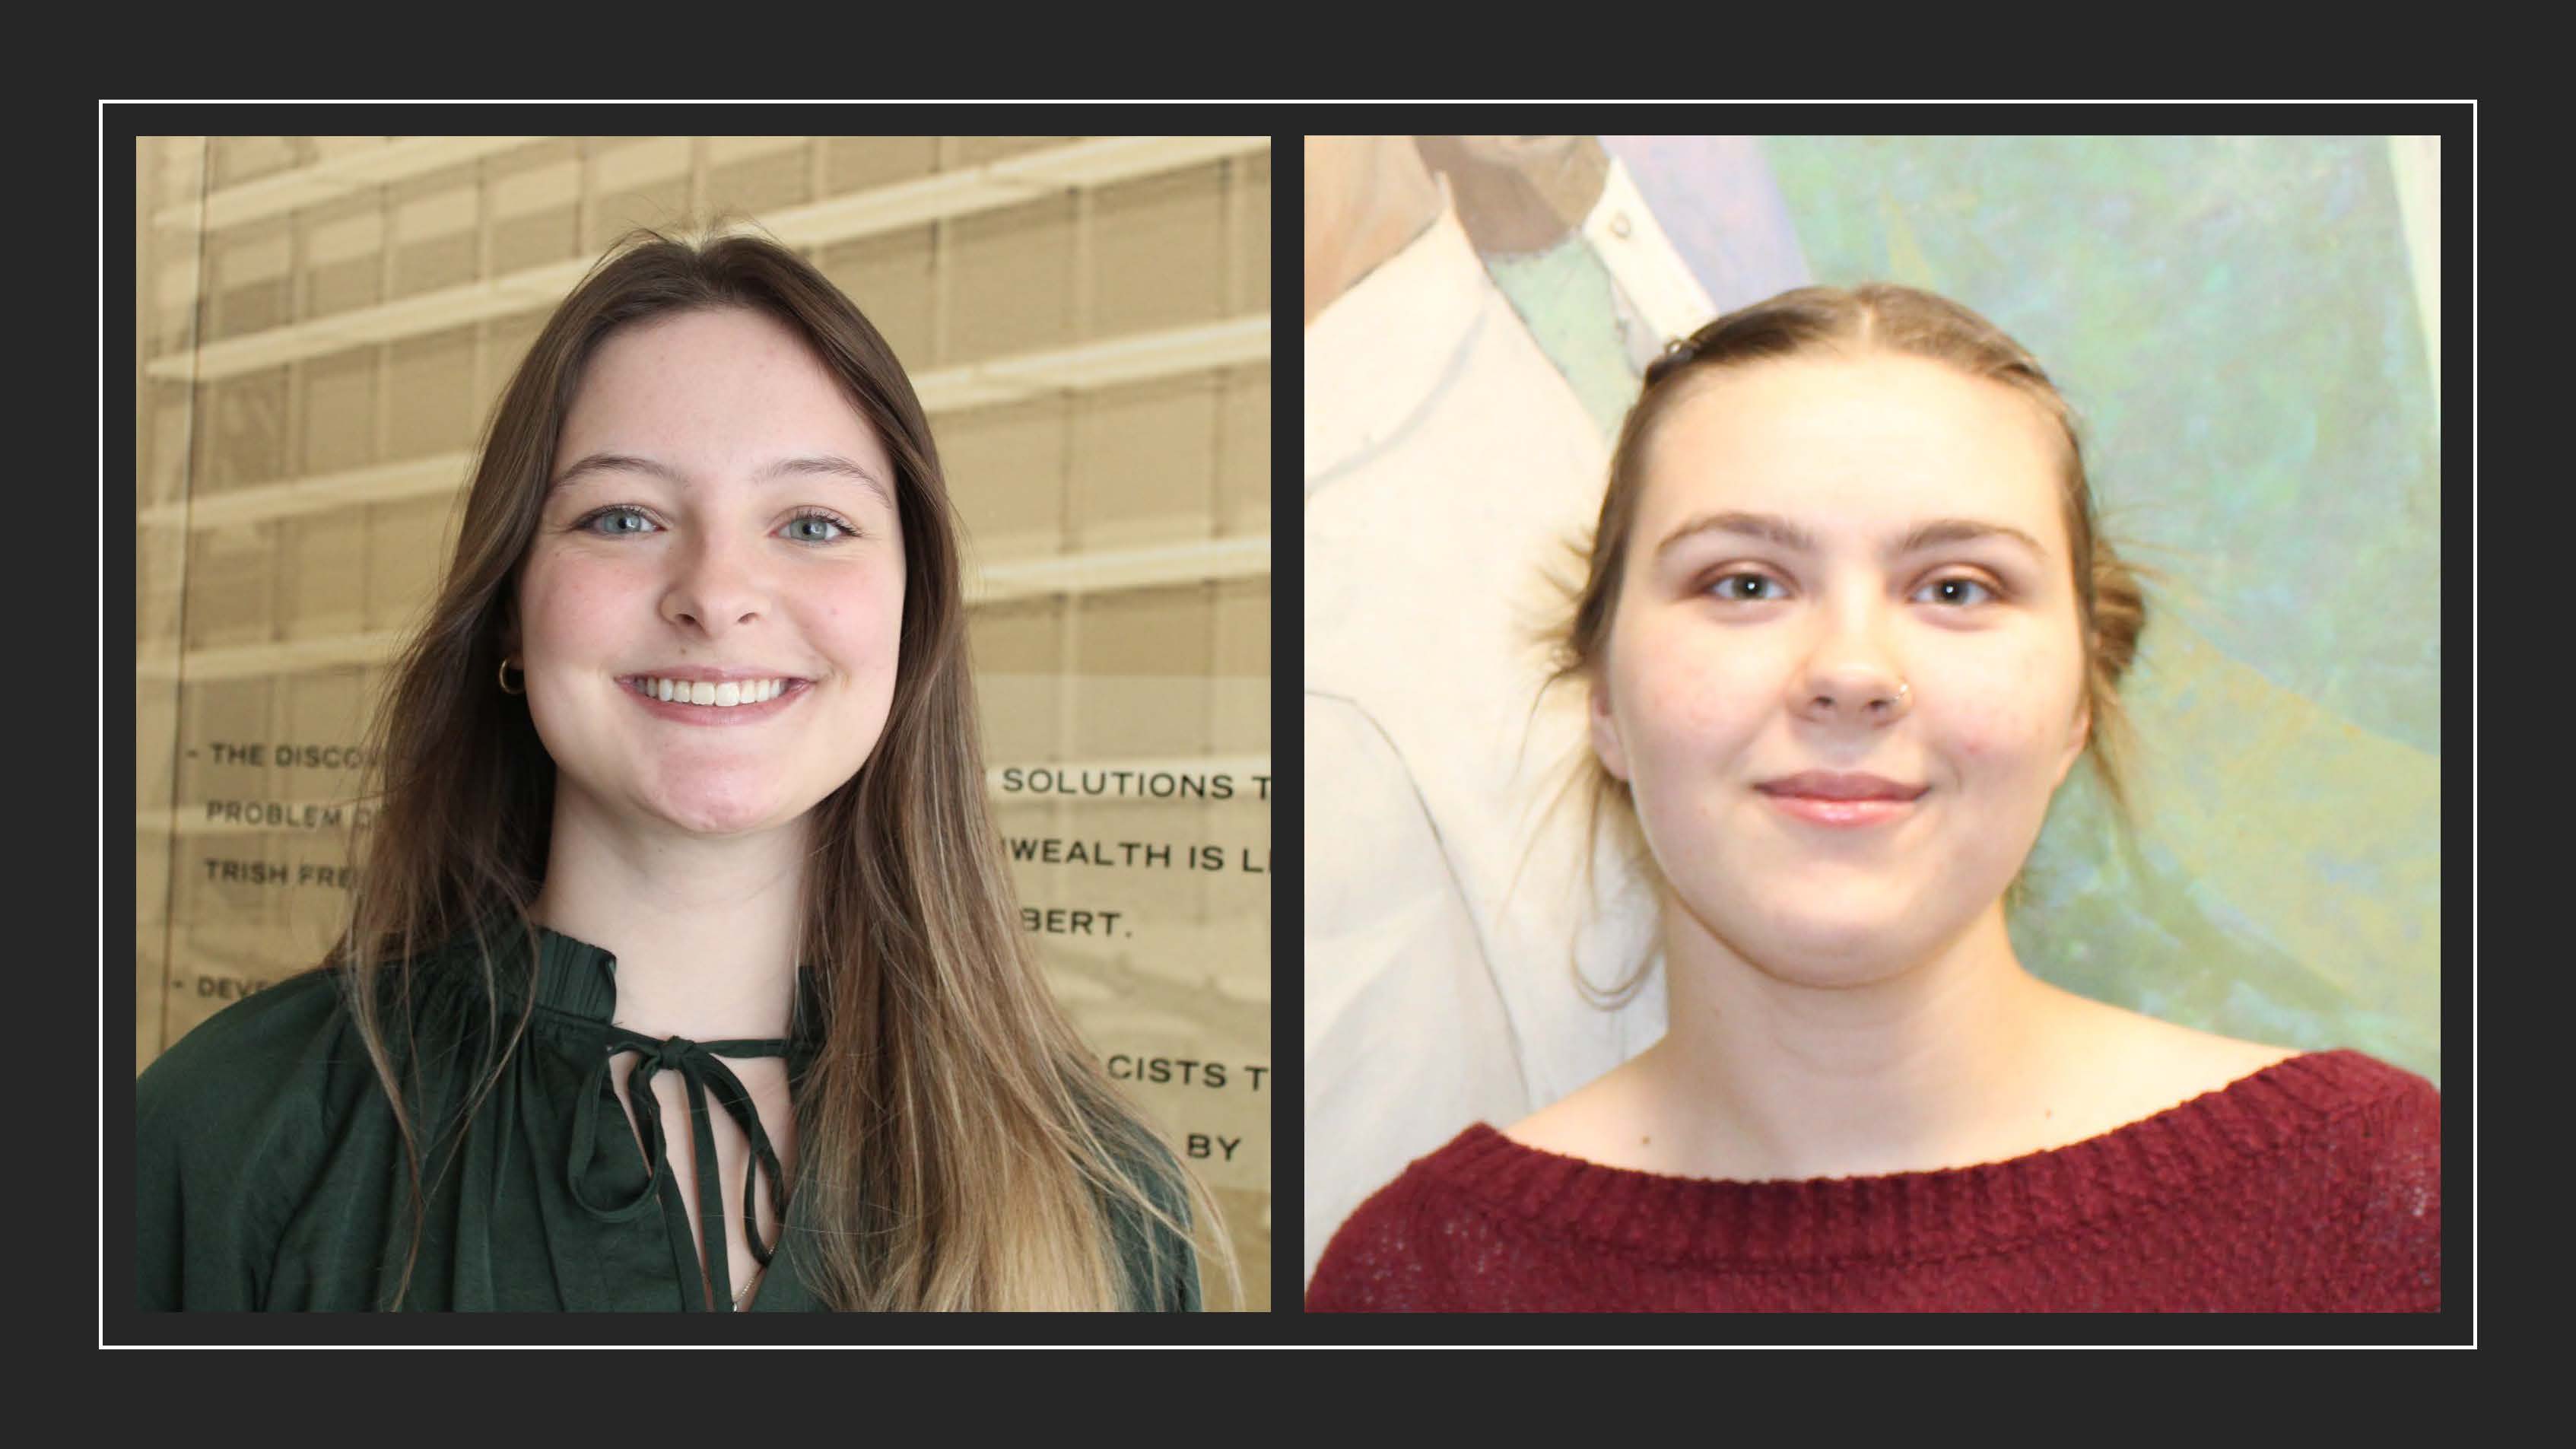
[1305, 1049, 2439, 1312]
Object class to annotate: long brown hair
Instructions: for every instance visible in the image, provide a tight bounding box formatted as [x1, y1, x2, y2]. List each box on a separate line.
[1545, 282, 2168, 1004]
[329, 224, 1231, 1309]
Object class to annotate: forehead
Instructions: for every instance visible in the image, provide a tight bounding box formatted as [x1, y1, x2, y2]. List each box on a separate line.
[555, 307, 891, 475]
[1634, 351, 2069, 549]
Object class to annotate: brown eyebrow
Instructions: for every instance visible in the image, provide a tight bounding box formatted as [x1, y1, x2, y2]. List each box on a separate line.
[548, 452, 894, 513]
[1652, 510, 2047, 566]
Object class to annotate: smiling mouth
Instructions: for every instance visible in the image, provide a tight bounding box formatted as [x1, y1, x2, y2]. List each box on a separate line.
[622, 676, 807, 709]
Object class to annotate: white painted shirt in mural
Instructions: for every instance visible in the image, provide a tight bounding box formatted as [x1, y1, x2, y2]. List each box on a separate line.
[1304, 200, 1663, 1288]
[1582, 155, 1721, 367]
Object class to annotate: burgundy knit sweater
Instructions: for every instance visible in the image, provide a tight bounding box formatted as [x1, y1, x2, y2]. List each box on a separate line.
[1306, 1050, 2439, 1312]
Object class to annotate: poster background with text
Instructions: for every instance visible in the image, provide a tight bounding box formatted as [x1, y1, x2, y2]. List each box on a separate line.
[134, 134, 1272, 1310]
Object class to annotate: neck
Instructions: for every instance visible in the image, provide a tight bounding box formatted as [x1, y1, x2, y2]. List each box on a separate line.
[1638, 896, 2095, 1180]
[529, 790, 808, 1042]
[1421, 134, 1610, 256]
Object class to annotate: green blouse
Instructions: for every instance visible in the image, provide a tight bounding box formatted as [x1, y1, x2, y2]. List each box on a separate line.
[136, 921, 1201, 1311]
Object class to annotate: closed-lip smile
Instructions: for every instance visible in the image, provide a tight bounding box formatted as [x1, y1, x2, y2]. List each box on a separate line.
[1755, 771, 1929, 802]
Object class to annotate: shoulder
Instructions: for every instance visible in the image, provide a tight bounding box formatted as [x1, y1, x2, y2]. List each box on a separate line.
[134, 966, 364, 1311]
[1497, 1050, 1666, 1170]
[2236, 1048, 2441, 1309]
[2153, 1020, 2308, 1093]
[2329, 1053, 2440, 1235]
[2073, 1015, 2440, 1187]
[2079, 1035, 2441, 1308]
[136, 966, 369, 1199]
[2273, 1052, 2441, 1239]
[1502, 1073, 1619, 1160]
[1304, 1127, 1494, 1311]
[2272, 1048, 2440, 1171]
[136, 966, 356, 1141]
[2033, 990, 2309, 1127]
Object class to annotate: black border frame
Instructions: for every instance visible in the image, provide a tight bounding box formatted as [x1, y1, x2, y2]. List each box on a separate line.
[91, 102, 2477, 1347]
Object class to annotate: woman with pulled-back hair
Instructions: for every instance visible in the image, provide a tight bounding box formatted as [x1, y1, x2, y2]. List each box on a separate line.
[1306, 283, 2437, 1313]
[138, 227, 1224, 1312]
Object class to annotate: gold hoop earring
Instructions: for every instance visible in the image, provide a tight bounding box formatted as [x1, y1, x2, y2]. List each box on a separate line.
[498, 656, 525, 695]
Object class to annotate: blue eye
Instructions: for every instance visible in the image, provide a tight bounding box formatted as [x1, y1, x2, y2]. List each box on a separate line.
[571, 505, 855, 544]
[782, 510, 852, 544]
[1704, 571, 2002, 608]
[581, 506, 658, 536]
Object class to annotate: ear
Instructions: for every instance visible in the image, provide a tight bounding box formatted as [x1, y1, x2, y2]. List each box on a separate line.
[1589, 674, 1631, 783]
[2053, 693, 2092, 790]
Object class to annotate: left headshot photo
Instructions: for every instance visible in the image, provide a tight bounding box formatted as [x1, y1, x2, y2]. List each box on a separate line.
[127, 132, 1274, 1315]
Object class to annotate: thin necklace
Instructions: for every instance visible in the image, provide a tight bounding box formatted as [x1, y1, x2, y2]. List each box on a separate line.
[732, 1265, 764, 1310]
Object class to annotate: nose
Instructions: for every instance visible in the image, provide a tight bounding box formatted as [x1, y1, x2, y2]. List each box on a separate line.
[1794, 664, 1911, 725]
[659, 528, 769, 634]
[1789, 589, 1914, 726]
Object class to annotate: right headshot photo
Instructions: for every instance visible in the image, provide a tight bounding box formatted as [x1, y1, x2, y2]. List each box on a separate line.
[1302, 134, 2444, 1312]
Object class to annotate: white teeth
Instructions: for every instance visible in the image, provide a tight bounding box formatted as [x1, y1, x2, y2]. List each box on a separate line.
[635, 678, 790, 707]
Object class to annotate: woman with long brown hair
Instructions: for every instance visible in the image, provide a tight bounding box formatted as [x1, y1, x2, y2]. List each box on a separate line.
[1306, 283, 2438, 1312]
[138, 229, 1226, 1311]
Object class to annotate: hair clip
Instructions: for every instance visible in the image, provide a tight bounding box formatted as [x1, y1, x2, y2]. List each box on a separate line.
[1646, 335, 1701, 386]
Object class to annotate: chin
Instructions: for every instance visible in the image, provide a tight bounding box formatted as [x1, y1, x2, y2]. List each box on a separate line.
[656, 809, 789, 839]
[1677, 879, 1917, 978]
[647, 784, 811, 838]
[1748, 940, 1917, 990]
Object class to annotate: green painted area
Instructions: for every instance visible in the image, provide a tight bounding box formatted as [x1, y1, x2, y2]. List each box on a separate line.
[1485, 236, 1646, 439]
[1757, 136, 2438, 1082]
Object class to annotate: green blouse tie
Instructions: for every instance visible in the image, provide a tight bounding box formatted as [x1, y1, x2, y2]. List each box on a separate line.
[568, 1026, 791, 1311]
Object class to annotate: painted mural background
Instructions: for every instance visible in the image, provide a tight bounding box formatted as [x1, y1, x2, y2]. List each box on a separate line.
[1304, 133, 2441, 1279]
[1724, 135, 2439, 1079]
